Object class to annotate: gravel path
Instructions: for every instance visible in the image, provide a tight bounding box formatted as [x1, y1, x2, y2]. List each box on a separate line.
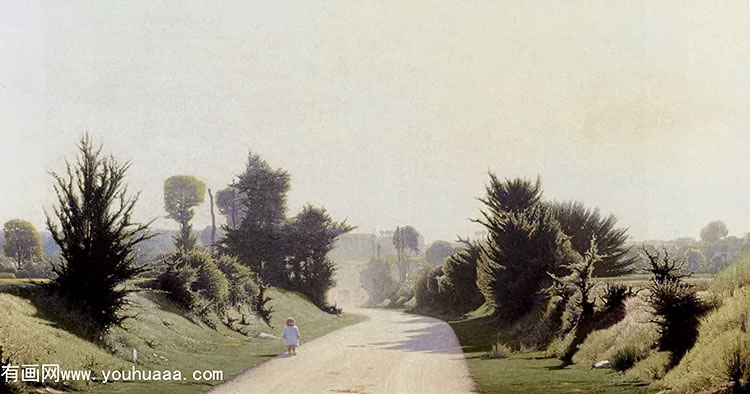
[209, 308, 476, 394]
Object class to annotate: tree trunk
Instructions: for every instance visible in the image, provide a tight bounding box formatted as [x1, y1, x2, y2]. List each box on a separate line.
[208, 188, 217, 253]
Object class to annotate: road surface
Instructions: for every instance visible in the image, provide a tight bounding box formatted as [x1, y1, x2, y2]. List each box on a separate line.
[210, 308, 476, 394]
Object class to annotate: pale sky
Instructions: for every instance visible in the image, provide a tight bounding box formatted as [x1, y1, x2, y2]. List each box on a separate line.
[1, 1, 749, 243]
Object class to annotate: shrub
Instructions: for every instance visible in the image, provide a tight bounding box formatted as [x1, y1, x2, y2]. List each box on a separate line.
[611, 346, 643, 372]
[216, 254, 257, 309]
[414, 264, 444, 310]
[482, 341, 513, 359]
[0, 272, 15, 279]
[156, 249, 230, 315]
[643, 248, 706, 367]
[440, 238, 484, 315]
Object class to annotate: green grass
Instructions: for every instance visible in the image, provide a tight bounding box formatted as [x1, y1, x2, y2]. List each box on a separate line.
[424, 306, 656, 394]
[0, 286, 366, 394]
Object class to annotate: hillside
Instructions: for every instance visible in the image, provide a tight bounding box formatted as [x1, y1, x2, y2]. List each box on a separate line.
[0, 286, 365, 393]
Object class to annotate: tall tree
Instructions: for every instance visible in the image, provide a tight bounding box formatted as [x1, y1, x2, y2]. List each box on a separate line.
[164, 175, 206, 250]
[392, 225, 420, 282]
[551, 200, 635, 277]
[475, 174, 575, 319]
[2, 219, 43, 270]
[46, 134, 154, 330]
[220, 152, 290, 284]
[284, 205, 354, 311]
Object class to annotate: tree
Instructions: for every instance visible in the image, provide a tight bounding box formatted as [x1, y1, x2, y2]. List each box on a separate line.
[46, 134, 154, 330]
[220, 152, 290, 284]
[2, 219, 43, 270]
[283, 205, 354, 312]
[642, 248, 706, 367]
[215, 186, 242, 230]
[700, 220, 728, 244]
[164, 175, 206, 250]
[475, 174, 575, 319]
[392, 225, 421, 282]
[546, 238, 601, 364]
[551, 201, 635, 277]
[424, 241, 459, 267]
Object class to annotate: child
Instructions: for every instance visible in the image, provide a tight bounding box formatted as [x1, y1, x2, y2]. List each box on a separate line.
[282, 317, 300, 355]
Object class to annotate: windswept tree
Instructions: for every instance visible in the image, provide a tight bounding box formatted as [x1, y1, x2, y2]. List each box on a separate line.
[220, 152, 290, 284]
[551, 201, 635, 277]
[439, 238, 484, 314]
[546, 238, 601, 363]
[2, 219, 43, 270]
[164, 175, 206, 250]
[46, 134, 154, 330]
[476, 174, 575, 319]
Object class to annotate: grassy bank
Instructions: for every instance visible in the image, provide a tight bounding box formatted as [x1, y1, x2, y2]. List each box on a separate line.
[420, 305, 655, 394]
[0, 286, 366, 393]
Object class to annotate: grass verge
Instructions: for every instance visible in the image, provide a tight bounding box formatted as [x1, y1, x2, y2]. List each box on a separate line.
[419, 306, 656, 394]
[0, 286, 366, 394]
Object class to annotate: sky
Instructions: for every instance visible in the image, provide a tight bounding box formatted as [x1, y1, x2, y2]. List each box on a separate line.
[1, 1, 749, 243]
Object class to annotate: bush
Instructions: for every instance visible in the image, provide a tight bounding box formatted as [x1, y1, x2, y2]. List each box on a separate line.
[216, 254, 258, 309]
[440, 238, 484, 315]
[643, 248, 707, 367]
[0, 272, 15, 279]
[414, 265, 444, 310]
[156, 249, 231, 315]
[611, 346, 644, 372]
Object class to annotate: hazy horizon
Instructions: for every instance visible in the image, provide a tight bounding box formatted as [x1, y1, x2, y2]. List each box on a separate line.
[2, 1, 749, 244]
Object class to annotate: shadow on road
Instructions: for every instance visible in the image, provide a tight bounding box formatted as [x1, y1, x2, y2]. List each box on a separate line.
[368, 320, 463, 354]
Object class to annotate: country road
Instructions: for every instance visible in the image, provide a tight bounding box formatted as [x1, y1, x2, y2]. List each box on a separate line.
[209, 308, 476, 394]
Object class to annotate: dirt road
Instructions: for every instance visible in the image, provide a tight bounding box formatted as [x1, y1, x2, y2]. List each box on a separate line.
[209, 308, 476, 394]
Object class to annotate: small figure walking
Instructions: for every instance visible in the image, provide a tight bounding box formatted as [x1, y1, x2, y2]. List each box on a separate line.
[282, 317, 300, 355]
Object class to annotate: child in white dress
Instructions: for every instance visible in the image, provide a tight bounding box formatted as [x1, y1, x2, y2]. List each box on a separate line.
[282, 317, 300, 355]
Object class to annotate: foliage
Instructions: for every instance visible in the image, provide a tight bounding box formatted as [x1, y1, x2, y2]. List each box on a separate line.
[2, 219, 43, 270]
[477, 200, 575, 319]
[424, 240, 459, 267]
[46, 134, 154, 331]
[713, 252, 750, 297]
[700, 220, 729, 243]
[392, 226, 421, 255]
[282, 205, 354, 312]
[439, 238, 485, 315]
[610, 345, 643, 372]
[215, 254, 258, 310]
[477, 174, 542, 219]
[414, 264, 444, 310]
[393, 225, 421, 283]
[551, 201, 635, 277]
[215, 186, 242, 230]
[164, 175, 206, 250]
[546, 238, 601, 363]
[156, 249, 230, 315]
[359, 259, 399, 306]
[220, 152, 290, 284]
[642, 248, 706, 368]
